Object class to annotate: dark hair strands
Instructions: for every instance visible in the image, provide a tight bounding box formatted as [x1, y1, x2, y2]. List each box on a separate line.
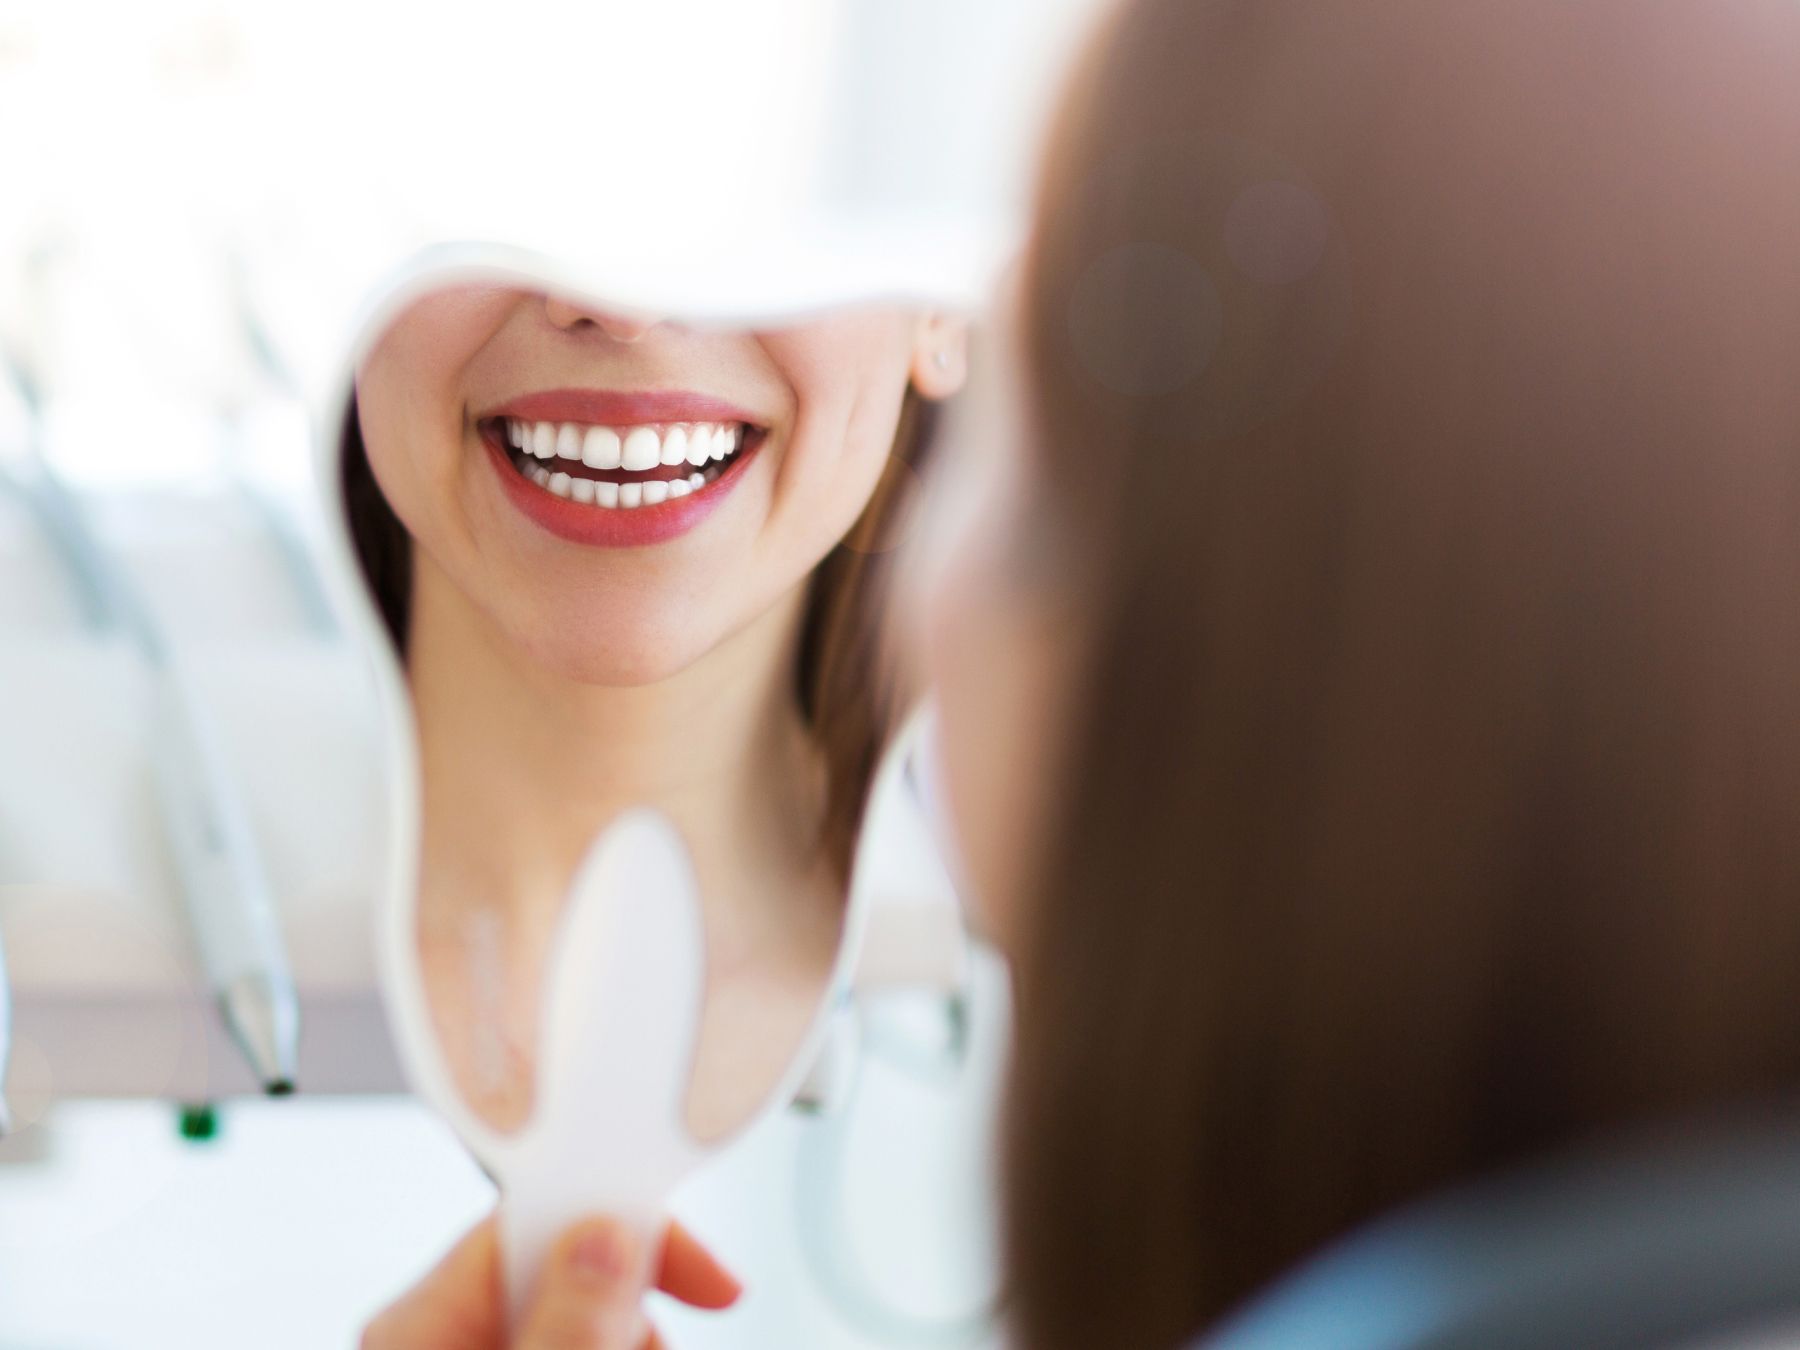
[1002, 2, 1800, 1347]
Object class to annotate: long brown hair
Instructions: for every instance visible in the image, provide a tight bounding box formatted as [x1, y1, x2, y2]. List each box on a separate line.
[1003, 2, 1800, 1346]
[340, 372, 937, 878]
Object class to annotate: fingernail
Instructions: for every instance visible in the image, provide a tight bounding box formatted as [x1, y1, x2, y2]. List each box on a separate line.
[569, 1221, 638, 1287]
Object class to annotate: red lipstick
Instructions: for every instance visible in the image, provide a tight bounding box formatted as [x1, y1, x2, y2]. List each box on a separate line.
[478, 388, 765, 549]
[481, 388, 763, 428]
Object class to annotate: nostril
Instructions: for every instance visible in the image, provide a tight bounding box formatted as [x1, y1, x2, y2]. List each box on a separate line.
[542, 295, 595, 331]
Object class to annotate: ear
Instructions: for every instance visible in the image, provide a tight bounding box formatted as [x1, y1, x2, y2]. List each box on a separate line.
[909, 311, 971, 400]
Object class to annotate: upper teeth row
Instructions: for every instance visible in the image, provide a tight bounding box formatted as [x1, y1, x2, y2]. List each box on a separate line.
[506, 419, 743, 471]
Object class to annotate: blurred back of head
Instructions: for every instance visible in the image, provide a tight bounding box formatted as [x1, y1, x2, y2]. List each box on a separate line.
[1006, 1, 1800, 1345]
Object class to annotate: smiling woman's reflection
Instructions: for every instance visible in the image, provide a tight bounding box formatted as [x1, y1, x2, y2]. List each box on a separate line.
[342, 289, 967, 1138]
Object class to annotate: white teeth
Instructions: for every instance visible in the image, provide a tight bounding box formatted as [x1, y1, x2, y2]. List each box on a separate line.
[620, 427, 662, 471]
[687, 425, 713, 466]
[511, 420, 744, 465]
[582, 426, 622, 470]
[512, 418, 750, 511]
[524, 463, 721, 509]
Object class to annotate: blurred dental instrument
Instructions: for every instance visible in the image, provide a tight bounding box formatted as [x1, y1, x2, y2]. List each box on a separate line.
[0, 276, 302, 1095]
[221, 245, 338, 636]
[1, 924, 13, 1136]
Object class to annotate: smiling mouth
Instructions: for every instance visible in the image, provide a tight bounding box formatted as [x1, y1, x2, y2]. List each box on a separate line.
[483, 416, 764, 508]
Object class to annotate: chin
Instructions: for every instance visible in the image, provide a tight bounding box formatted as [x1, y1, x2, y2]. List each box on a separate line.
[508, 601, 728, 689]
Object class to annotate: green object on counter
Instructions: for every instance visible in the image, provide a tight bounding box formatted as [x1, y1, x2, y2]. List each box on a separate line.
[177, 1103, 219, 1142]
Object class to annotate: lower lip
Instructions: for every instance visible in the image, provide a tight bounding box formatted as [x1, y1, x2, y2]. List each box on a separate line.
[484, 436, 756, 548]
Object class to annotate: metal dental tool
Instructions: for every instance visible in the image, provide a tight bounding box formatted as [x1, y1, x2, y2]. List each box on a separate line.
[1, 289, 302, 1096]
[0, 924, 13, 1136]
[224, 247, 338, 637]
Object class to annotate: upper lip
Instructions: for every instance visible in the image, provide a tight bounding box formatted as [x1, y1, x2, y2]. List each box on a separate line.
[478, 388, 766, 428]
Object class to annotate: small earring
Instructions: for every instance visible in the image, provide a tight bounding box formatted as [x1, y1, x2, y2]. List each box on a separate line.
[933, 349, 951, 371]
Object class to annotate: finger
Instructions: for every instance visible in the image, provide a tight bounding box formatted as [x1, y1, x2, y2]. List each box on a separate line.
[637, 1327, 668, 1350]
[654, 1222, 743, 1311]
[516, 1218, 652, 1350]
[361, 1217, 504, 1350]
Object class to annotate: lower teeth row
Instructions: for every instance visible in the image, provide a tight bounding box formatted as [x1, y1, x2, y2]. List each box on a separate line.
[521, 457, 727, 508]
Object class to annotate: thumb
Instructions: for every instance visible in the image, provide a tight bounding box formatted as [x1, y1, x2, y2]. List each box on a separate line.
[515, 1218, 653, 1350]
[361, 1218, 504, 1350]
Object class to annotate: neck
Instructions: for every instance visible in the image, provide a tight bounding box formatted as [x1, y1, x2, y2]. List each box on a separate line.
[407, 552, 831, 954]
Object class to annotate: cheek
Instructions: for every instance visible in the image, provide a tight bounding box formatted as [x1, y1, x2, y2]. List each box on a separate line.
[355, 353, 440, 532]
[758, 315, 916, 554]
[355, 292, 512, 535]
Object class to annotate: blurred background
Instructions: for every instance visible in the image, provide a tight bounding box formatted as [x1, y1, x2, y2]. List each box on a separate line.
[0, 0, 1100, 1343]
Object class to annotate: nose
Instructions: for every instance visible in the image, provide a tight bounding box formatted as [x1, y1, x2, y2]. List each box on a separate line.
[542, 295, 663, 344]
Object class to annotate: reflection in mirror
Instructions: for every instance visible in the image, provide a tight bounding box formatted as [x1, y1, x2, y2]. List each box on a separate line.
[339, 281, 969, 1144]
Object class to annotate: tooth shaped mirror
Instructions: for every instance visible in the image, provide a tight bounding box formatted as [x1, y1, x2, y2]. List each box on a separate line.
[322, 256, 972, 1306]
